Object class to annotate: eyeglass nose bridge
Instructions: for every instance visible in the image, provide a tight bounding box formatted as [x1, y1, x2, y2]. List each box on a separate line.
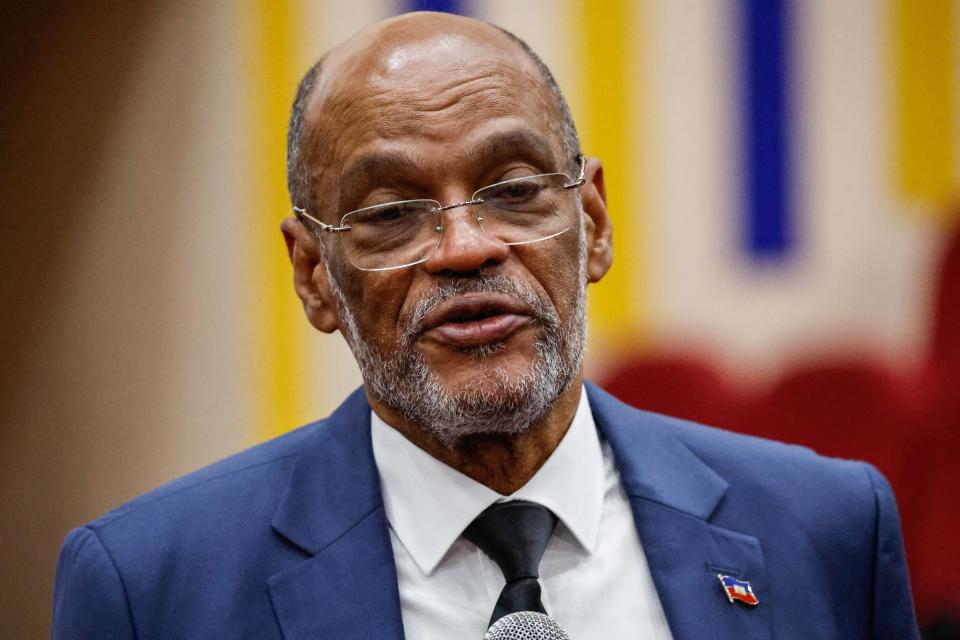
[432, 198, 487, 233]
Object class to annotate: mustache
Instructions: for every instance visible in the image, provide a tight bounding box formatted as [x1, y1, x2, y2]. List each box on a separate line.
[402, 273, 558, 345]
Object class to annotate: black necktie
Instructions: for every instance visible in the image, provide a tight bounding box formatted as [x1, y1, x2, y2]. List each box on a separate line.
[464, 500, 558, 627]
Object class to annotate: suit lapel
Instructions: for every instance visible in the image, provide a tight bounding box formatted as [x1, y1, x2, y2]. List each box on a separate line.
[267, 389, 405, 640]
[587, 383, 772, 640]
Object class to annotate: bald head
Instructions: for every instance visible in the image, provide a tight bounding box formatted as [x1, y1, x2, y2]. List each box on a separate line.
[286, 12, 580, 213]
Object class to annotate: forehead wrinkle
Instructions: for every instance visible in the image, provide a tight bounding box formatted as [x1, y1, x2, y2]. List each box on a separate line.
[369, 59, 534, 113]
[348, 80, 539, 137]
[322, 53, 556, 138]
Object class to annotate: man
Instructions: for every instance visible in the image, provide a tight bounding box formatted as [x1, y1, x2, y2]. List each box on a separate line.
[52, 11, 919, 639]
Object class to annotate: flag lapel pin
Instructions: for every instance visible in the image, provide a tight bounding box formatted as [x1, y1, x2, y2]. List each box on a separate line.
[717, 574, 760, 606]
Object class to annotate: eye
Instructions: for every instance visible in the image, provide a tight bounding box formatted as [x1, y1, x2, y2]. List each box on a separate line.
[352, 203, 409, 227]
[348, 200, 436, 228]
[369, 205, 404, 224]
[484, 179, 543, 203]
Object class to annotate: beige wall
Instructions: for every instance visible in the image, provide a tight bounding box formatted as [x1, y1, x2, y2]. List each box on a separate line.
[1, 3, 256, 636]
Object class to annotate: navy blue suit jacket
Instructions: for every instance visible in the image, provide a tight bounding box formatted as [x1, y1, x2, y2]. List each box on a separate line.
[53, 383, 920, 638]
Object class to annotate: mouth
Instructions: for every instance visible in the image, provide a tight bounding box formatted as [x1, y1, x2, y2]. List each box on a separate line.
[416, 292, 535, 349]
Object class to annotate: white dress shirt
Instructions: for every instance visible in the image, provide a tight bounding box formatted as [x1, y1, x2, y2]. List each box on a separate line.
[371, 387, 674, 640]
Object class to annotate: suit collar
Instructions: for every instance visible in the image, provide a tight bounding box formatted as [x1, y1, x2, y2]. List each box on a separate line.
[273, 381, 729, 553]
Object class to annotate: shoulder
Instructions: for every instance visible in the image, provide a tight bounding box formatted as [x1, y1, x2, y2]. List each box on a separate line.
[53, 419, 339, 637]
[58, 418, 335, 588]
[85, 420, 322, 536]
[663, 412, 892, 539]
[586, 381, 886, 523]
[62, 386, 373, 565]
[663, 410, 876, 494]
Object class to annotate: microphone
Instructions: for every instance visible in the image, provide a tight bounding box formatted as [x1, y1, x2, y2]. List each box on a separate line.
[483, 611, 571, 639]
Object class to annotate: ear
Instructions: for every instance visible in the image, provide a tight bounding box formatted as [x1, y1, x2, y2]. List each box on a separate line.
[578, 157, 613, 283]
[280, 217, 340, 333]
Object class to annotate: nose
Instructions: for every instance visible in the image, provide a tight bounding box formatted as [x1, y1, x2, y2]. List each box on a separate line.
[422, 204, 510, 274]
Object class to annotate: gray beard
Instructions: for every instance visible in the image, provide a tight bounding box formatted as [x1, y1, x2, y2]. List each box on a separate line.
[326, 239, 588, 447]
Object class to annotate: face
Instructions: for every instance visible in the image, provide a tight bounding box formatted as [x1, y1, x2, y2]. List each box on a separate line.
[289, 16, 612, 444]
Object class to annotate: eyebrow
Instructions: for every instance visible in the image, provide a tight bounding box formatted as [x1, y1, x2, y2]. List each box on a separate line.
[466, 129, 558, 171]
[335, 128, 561, 213]
[336, 151, 421, 215]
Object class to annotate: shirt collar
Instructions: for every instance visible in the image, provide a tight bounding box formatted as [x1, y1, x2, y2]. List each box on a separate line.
[370, 386, 605, 575]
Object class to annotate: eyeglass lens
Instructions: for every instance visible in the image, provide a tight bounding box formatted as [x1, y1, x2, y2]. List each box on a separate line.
[341, 173, 574, 271]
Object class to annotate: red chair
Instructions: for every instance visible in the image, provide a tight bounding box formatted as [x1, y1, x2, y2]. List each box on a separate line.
[896, 423, 960, 625]
[908, 217, 960, 628]
[742, 358, 921, 490]
[600, 352, 743, 430]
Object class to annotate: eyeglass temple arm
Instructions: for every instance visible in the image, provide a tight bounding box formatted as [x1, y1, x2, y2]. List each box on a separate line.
[292, 206, 350, 233]
[563, 154, 587, 189]
[563, 153, 587, 189]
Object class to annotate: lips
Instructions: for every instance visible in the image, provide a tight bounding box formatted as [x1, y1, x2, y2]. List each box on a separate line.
[417, 292, 535, 348]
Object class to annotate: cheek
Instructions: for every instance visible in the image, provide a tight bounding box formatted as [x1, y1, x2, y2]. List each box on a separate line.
[336, 265, 413, 334]
[514, 235, 583, 310]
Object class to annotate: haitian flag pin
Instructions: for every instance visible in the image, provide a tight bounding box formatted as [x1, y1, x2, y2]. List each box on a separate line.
[717, 574, 760, 606]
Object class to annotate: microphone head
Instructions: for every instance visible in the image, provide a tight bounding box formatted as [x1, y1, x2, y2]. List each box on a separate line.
[483, 611, 571, 640]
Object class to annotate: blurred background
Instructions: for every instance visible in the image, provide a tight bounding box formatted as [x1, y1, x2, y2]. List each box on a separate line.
[1, 0, 958, 637]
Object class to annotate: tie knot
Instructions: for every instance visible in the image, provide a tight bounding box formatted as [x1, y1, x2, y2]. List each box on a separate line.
[464, 501, 558, 582]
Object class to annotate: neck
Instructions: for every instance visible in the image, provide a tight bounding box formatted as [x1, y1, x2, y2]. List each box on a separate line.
[369, 376, 584, 495]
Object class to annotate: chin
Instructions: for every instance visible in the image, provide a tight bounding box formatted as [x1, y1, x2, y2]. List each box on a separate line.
[433, 336, 541, 376]
[405, 352, 572, 447]
[442, 363, 540, 403]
